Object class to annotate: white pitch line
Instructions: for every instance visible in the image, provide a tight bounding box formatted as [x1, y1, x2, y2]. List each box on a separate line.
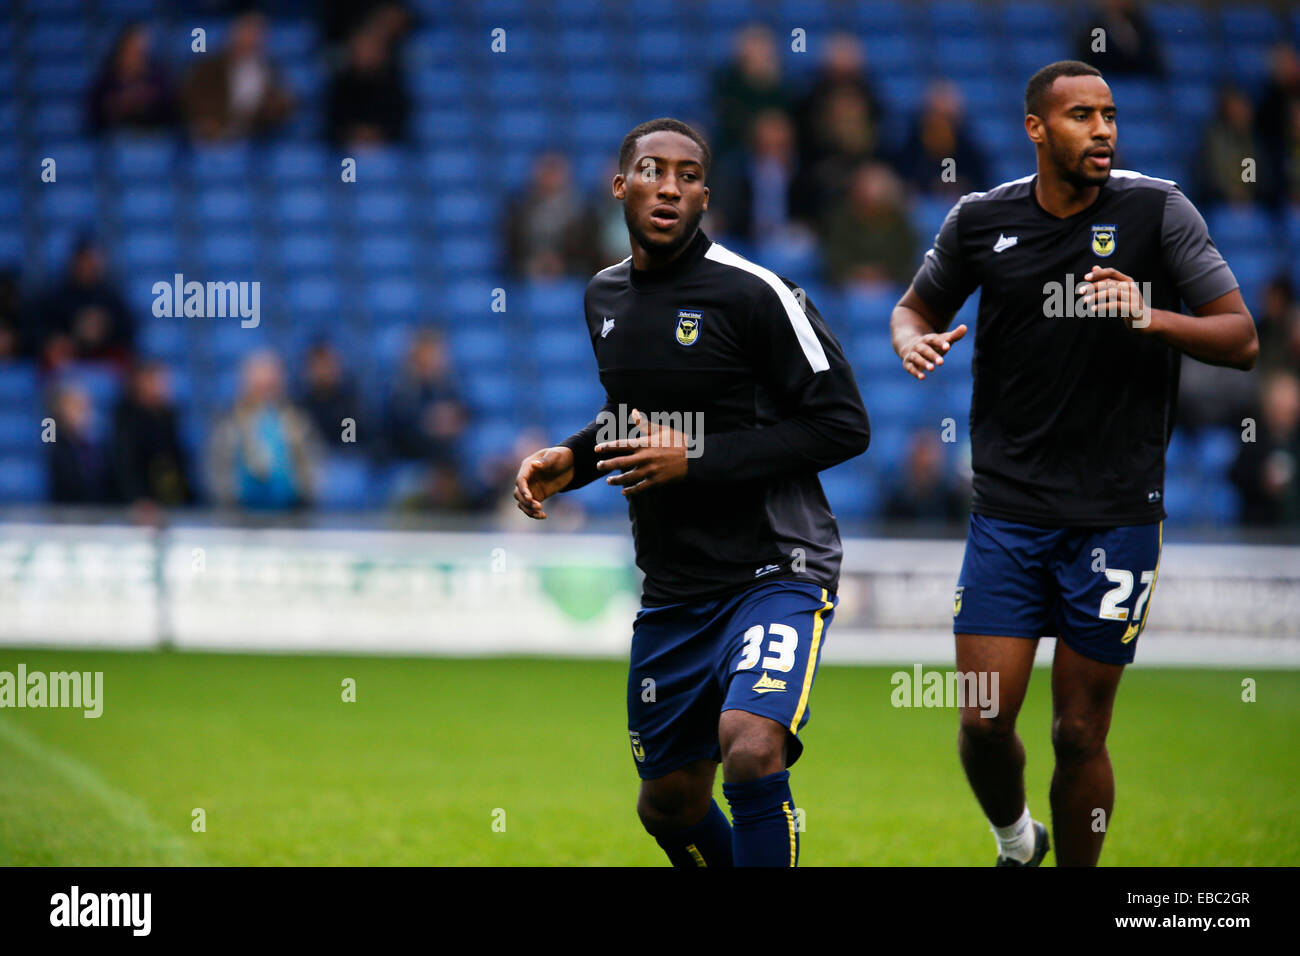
[0, 718, 200, 866]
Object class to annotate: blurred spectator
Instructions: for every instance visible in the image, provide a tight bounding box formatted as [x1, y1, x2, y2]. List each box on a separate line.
[385, 330, 468, 464]
[325, 22, 410, 147]
[1231, 371, 1300, 527]
[590, 159, 634, 270]
[796, 33, 882, 171]
[709, 110, 814, 245]
[883, 431, 967, 523]
[34, 235, 136, 369]
[1257, 44, 1300, 205]
[111, 361, 194, 507]
[394, 461, 473, 513]
[208, 351, 319, 510]
[0, 271, 22, 359]
[504, 152, 598, 278]
[895, 80, 989, 198]
[798, 83, 881, 223]
[321, 0, 412, 50]
[712, 25, 793, 158]
[821, 162, 917, 286]
[1199, 86, 1261, 206]
[1075, 0, 1164, 77]
[87, 23, 177, 135]
[47, 383, 114, 504]
[1257, 276, 1300, 373]
[298, 341, 362, 449]
[182, 11, 294, 142]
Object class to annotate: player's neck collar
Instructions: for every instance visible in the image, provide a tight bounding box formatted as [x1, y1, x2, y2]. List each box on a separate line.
[629, 229, 710, 290]
[1029, 174, 1107, 222]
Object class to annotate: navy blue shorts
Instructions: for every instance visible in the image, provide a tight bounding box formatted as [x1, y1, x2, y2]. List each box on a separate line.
[953, 514, 1163, 665]
[626, 580, 837, 780]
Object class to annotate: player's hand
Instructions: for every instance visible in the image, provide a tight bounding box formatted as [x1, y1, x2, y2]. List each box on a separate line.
[900, 324, 967, 380]
[514, 446, 574, 520]
[593, 408, 689, 497]
[1080, 266, 1151, 331]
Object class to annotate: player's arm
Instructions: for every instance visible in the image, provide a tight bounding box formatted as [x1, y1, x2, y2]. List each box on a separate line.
[891, 285, 968, 381]
[1080, 185, 1258, 371]
[514, 398, 617, 519]
[1081, 269, 1258, 370]
[891, 197, 977, 380]
[669, 284, 869, 485]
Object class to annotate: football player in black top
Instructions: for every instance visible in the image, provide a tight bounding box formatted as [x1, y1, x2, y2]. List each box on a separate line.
[891, 62, 1257, 866]
[515, 119, 869, 866]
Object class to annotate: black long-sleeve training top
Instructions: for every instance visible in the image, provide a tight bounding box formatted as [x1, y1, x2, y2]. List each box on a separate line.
[559, 229, 870, 606]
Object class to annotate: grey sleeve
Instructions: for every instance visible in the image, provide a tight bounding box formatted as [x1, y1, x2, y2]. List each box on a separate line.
[1160, 187, 1239, 309]
[910, 197, 979, 314]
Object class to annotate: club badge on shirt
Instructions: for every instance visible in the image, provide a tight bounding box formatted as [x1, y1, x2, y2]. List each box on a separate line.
[675, 309, 702, 346]
[1091, 224, 1117, 257]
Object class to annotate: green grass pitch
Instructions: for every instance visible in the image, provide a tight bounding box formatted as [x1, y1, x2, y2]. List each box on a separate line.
[1, 648, 1296, 865]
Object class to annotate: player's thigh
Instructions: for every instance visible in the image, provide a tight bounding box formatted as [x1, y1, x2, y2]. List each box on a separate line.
[717, 581, 837, 769]
[955, 633, 1039, 735]
[1052, 522, 1162, 667]
[626, 602, 726, 781]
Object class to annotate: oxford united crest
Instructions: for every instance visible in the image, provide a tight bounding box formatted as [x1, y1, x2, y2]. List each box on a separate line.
[953, 586, 964, 616]
[629, 731, 646, 763]
[1091, 224, 1117, 257]
[675, 309, 701, 346]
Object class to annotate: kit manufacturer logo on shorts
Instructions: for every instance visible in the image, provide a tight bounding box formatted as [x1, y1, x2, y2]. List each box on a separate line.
[752, 672, 787, 694]
[675, 309, 702, 346]
[1091, 224, 1117, 257]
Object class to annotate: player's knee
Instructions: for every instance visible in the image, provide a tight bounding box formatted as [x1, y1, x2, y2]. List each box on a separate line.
[959, 707, 1016, 744]
[636, 778, 711, 835]
[718, 711, 786, 781]
[1051, 713, 1107, 764]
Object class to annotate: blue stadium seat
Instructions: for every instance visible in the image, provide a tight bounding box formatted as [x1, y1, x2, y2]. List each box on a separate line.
[117, 185, 177, 225]
[266, 144, 330, 182]
[0, 362, 38, 403]
[272, 187, 331, 226]
[420, 148, 481, 187]
[934, 36, 998, 77]
[316, 455, 374, 510]
[198, 234, 257, 271]
[861, 34, 921, 78]
[1219, 5, 1282, 43]
[0, 456, 45, 503]
[280, 235, 338, 272]
[192, 145, 253, 183]
[108, 138, 176, 180]
[120, 230, 180, 272]
[32, 103, 81, 140]
[463, 371, 522, 416]
[140, 321, 187, 362]
[413, 67, 469, 107]
[39, 185, 98, 224]
[358, 235, 417, 274]
[355, 189, 414, 228]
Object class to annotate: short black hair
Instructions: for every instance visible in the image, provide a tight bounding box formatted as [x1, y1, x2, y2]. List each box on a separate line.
[1025, 60, 1104, 117]
[618, 117, 711, 180]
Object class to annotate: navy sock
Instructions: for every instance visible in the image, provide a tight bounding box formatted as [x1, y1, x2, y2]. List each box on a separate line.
[723, 770, 799, 867]
[653, 799, 734, 867]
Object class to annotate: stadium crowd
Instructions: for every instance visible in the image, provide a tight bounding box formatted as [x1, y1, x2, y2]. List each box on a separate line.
[0, 0, 1297, 528]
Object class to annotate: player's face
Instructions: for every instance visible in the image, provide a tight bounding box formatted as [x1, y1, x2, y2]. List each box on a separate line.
[614, 131, 709, 257]
[1039, 75, 1116, 188]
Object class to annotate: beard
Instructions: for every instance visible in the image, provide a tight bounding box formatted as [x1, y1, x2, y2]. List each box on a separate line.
[1049, 133, 1110, 188]
[624, 202, 705, 260]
